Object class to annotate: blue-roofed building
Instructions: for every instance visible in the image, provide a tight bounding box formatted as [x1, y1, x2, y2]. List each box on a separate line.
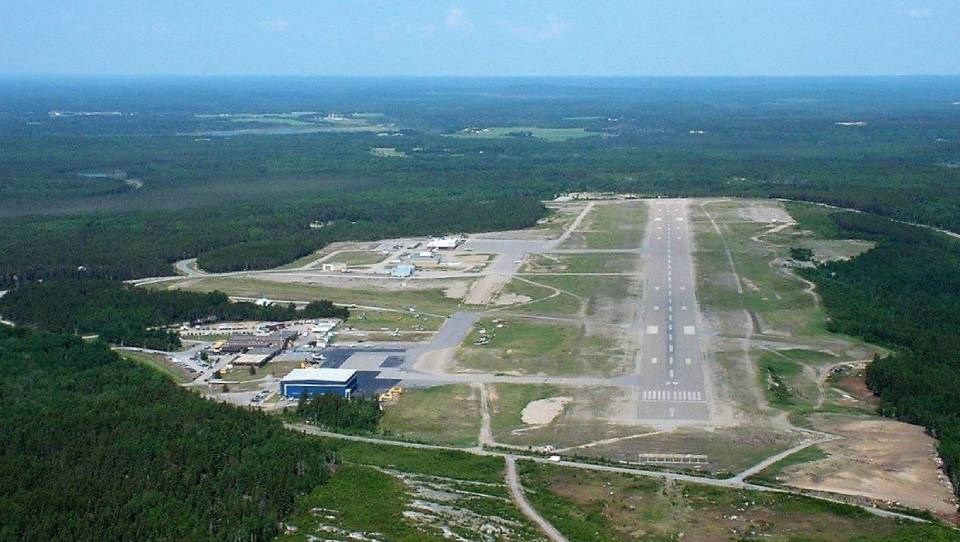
[390, 263, 415, 278]
[280, 368, 358, 398]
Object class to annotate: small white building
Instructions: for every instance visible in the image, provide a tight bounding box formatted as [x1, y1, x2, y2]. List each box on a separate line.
[427, 235, 464, 249]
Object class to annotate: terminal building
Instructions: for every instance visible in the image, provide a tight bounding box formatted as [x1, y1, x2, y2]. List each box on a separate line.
[280, 368, 358, 399]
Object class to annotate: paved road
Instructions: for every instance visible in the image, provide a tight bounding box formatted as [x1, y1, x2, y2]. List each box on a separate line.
[635, 200, 710, 422]
[403, 311, 478, 367]
[505, 456, 569, 542]
[174, 258, 204, 277]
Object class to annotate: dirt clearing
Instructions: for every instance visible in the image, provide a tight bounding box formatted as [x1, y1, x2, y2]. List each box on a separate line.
[783, 413, 958, 518]
[521, 396, 572, 425]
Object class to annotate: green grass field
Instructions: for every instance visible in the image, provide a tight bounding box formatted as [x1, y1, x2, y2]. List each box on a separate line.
[520, 252, 640, 274]
[318, 437, 505, 484]
[344, 308, 444, 332]
[120, 350, 192, 383]
[324, 250, 388, 266]
[747, 445, 830, 486]
[458, 317, 625, 376]
[487, 383, 562, 442]
[380, 384, 481, 447]
[558, 202, 647, 249]
[167, 276, 463, 315]
[369, 147, 407, 158]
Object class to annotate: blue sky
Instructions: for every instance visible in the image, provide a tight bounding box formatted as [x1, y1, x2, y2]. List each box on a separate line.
[2, 1, 958, 76]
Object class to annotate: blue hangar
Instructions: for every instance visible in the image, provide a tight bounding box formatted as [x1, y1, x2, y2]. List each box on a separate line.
[280, 368, 358, 399]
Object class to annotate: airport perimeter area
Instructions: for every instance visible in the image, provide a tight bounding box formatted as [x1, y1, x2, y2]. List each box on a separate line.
[132, 196, 957, 521]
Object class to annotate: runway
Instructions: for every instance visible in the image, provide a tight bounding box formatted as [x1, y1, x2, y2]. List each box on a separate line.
[634, 199, 710, 422]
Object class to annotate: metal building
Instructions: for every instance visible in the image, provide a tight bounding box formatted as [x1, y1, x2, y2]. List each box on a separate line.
[280, 368, 358, 398]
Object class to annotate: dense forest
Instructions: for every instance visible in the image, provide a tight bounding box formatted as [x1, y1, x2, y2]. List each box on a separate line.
[0, 279, 348, 349]
[295, 393, 383, 433]
[2, 77, 960, 286]
[0, 325, 333, 541]
[793, 204, 960, 498]
[0, 191, 547, 286]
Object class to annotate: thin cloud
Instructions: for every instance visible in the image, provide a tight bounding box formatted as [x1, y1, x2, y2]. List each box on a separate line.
[908, 8, 932, 18]
[445, 7, 473, 31]
[260, 18, 289, 32]
[507, 14, 569, 41]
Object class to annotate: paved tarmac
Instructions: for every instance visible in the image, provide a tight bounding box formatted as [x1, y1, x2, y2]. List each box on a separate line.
[634, 200, 710, 422]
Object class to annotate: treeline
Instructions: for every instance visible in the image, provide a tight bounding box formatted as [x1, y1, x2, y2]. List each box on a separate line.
[0, 279, 348, 350]
[196, 194, 546, 272]
[0, 324, 333, 541]
[295, 393, 383, 433]
[0, 191, 547, 286]
[795, 206, 960, 498]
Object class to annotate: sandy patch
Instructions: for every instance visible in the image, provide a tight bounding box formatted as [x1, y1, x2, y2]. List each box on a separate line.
[735, 203, 794, 223]
[803, 239, 876, 262]
[463, 273, 511, 305]
[784, 414, 958, 517]
[413, 347, 456, 373]
[494, 293, 532, 306]
[444, 282, 469, 300]
[521, 396, 572, 425]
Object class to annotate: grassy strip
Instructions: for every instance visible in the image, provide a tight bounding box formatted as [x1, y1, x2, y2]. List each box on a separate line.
[318, 437, 505, 484]
[120, 350, 191, 383]
[380, 384, 481, 447]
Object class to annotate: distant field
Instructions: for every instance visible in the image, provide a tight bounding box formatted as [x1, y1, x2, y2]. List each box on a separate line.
[448, 126, 601, 141]
[369, 147, 406, 158]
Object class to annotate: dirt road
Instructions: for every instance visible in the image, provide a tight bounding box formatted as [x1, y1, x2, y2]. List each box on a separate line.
[506, 455, 569, 542]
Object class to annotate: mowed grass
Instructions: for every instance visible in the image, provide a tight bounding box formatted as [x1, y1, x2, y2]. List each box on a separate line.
[317, 437, 505, 484]
[581, 424, 800, 475]
[380, 385, 481, 447]
[324, 250, 388, 266]
[487, 383, 562, 442]
[166, 276, 462, 315]
[500, 278, 581, 316]
[748, 445, 830, 486]
[517, 461, 957, 542]
[345, 308, 444, 332]
[521, 252, 640, 274]
[120, 350, 192, 383]
[692, 203, 835, 339]
[487, 384, 642, 449]
[221, 359, 303, 383]
[561, 202, 647, 249]
[458, 317, 626, 376]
